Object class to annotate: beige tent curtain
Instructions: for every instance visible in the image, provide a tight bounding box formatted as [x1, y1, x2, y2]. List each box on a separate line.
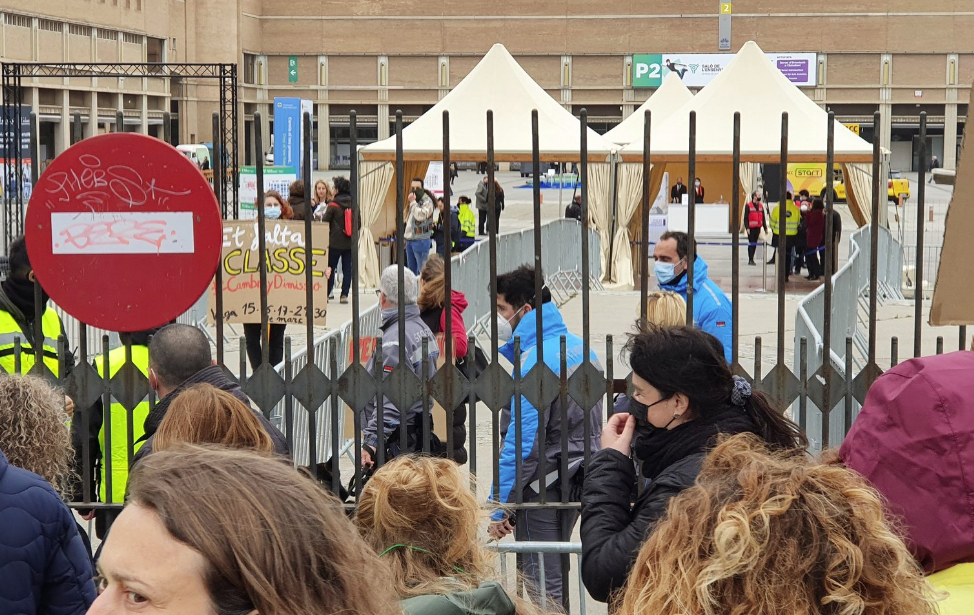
[841, 163, 873, 227]
[586, 162, 613, 277]
[607, 162, 643, 287]
[358, 161, 395, 288]
[625, 163, 668, 286]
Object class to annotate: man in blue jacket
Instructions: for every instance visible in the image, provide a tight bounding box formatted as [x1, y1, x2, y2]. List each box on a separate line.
[486, 265, 603, 607]
[0, 448, 96, 614]
[654, 231, 733, 362]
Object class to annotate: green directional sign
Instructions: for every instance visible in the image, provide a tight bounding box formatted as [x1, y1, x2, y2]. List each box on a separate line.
[632, 54, 664, 88]
[288, 56, 298, 83]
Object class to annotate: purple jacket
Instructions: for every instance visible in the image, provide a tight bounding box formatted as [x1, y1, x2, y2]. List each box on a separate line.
[840, 351, 974, 573]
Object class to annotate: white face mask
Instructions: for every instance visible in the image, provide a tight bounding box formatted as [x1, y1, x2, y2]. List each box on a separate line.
[694, 180, 701, 187]
[264, 205, 282, 220]
[496, 306, 526, 343]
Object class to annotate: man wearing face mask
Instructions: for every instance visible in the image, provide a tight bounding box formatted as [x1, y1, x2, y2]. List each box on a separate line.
[404, 178, 435, 276]
[652, 231, 732, 363]
[579, 325, 806, 603]
[0, 236, 73, 378]
[487, 265, 603, 608]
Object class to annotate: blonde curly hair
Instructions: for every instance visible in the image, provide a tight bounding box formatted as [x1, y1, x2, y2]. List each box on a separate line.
[0, 375, 73, 496]
[354, 455, 545, 615]
[618, 433, 937, 615]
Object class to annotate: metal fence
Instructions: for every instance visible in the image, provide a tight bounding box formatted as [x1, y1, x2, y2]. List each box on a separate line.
[794, 224, 903, 451]
[0, 103, 965, 614]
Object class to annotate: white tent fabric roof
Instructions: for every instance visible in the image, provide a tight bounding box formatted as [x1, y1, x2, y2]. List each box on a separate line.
[361, 44, 614, 161]
[604, 73, 693, 146]
[621, 41, 872, 162]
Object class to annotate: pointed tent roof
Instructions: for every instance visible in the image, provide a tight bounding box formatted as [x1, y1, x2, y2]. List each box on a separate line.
[361, 44, 614, 162]
[620, 41, 873, 162]
[604, 73, 693, 146]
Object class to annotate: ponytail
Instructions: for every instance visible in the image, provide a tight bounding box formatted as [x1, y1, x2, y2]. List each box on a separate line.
[744, 390, 808, 449]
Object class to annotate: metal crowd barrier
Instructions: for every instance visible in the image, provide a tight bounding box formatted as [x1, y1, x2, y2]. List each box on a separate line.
[490, 541, 587, 615]
[794, 224, 903, 450]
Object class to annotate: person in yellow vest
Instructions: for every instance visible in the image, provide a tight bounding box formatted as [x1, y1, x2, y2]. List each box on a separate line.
[456, 196, 477, 252]
[0, 236, 71, 378]
[74, 328, 157, 538]
[768, 192, 801, 281]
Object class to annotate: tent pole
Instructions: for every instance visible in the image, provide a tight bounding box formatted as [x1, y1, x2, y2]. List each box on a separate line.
[606, 154, 620, 283]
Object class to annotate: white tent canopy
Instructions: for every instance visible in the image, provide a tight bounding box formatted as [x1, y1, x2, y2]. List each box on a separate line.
[361, 43, 614, 162]
[605, 73, 694, 147]
[621, 41, 872, 163]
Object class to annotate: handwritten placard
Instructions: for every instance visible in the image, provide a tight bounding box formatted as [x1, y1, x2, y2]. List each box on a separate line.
[210, 220, 330, 325]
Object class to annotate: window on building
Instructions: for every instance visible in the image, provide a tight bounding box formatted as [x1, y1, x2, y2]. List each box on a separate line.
[4, 14, 31, 28]
[97, 28, 118, 41]
[68, 24, 92, 37]
[123, 32, 141, 45]
[243, 53, 256, 84]
[37, 19, 63, 33]
[147, 37, 164, 62]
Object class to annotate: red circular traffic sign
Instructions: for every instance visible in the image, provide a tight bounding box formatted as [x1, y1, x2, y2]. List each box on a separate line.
[25, 133, 222, 332]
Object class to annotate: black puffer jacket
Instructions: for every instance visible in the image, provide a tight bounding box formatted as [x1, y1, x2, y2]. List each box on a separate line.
[580, 448, 704, 603]
[133, 365, 289, 465]
[322, 192, 354, 251]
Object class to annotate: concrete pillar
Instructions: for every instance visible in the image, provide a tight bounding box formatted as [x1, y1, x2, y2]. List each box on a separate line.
[140, 94, 149, 135]
[55, 91, 69, 154]
[87, 92, 98, 138]
[259, 105, 271, 159]
[378, 104, 390, 140]
[317, 102, 330, 170]
[945, 98, 959, 170]
[879, 101, 892, 155]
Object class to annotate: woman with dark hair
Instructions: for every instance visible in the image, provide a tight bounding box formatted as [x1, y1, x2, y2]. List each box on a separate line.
[243, 190, 293, 371]
[322, 175, 354, 303]
[287, 179, 307, 221]
[580, 324, 807, 603]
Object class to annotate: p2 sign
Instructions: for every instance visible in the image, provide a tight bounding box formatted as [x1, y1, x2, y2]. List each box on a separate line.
[632, 54, 664, 88]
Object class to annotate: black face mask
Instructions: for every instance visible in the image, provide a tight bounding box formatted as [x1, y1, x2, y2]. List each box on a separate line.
[629, 396, 676, 438]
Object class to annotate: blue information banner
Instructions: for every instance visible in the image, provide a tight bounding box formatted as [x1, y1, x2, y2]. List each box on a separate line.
[273, 97, 300, 169]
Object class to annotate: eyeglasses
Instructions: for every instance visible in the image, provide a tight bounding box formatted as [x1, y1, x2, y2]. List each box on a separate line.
[374, 289, 382, 297]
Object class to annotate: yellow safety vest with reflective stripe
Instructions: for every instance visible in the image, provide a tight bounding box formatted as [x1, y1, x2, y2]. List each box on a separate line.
[769, 200, 801, 236]
[95, 345, 150, 504]
[0, 307, 62, 376]
[458, 204, 477, 238]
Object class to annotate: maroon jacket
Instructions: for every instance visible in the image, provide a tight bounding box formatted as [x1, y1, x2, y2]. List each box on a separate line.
[840, 351, 974, 573]
[805, 209, 825, 248]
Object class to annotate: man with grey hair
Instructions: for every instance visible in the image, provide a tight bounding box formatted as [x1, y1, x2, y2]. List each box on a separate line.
[360, 265, 440, 467]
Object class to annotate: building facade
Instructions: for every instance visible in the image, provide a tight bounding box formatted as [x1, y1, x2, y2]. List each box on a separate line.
[2, 1, 971, 171]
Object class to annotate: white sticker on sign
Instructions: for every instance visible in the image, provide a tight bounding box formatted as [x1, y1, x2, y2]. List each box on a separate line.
[51, 212, 195, 254]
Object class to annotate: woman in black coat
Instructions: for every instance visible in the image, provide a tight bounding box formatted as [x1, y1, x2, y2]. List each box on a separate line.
[580, 325, 806, 603]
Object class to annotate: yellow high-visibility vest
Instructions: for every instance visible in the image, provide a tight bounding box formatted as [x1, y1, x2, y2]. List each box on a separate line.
[769, 200, 801, 236]
[0, 307, 63, 377]
[95, 345, 151, 504]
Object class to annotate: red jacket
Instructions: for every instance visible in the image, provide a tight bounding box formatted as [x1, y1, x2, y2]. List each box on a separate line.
[420, 290, 469, 360]
[840, 351, 974, 573]
[440, 290, 469, 359]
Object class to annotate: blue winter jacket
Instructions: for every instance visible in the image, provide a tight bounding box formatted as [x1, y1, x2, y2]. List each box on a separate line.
[491, 302, 603, 519]
[0, 449, 96, 615]
[660, 256, 733, 363]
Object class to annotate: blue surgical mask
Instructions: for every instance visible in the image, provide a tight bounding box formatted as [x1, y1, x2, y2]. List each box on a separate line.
[264, 205, 282, 220]
[654, 261, 678, 284]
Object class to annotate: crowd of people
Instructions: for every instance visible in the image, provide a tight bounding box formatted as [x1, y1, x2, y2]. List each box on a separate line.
[1, 167, 970, 615]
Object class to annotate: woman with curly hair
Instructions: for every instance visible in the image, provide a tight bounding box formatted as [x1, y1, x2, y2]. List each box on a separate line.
[354, 455, 540, 615]
[618, 433, 937, 615]
[0, 375, 96, 614]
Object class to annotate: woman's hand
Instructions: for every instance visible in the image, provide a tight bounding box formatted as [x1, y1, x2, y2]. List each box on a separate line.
[601, 412, 636, 456]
